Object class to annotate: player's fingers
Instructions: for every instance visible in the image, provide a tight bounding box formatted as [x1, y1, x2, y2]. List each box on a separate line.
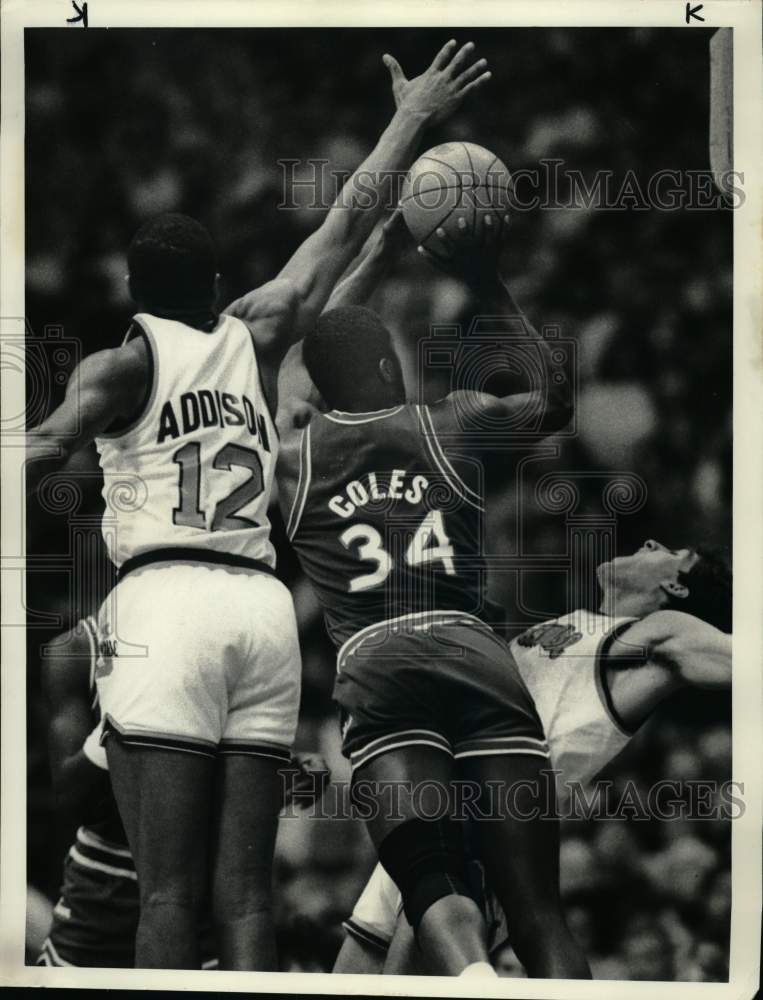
[431, 38, 457, 70]
[447, 41, 476, 76]
[454, 217, 472, 243]
[382, 53, 406, 86]
[457, 70, 492, 97]
[435, 224, 458, 252]
[455, 57, 489, 88]
[479, 211, 495, 250]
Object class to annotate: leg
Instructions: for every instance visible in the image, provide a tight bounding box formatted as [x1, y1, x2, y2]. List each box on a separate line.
[209, 753, 282, 970]
[384, 913, 426, 975]
[106, 739, 215, 969]
[357, 746, 491, 976]
[460, 753, 591, 979]
[333, 934, 386, 975]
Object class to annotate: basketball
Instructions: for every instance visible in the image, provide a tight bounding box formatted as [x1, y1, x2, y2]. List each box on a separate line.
[400, 142, 511, 256]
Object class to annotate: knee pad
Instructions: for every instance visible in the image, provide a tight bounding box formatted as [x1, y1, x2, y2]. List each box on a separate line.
[377, 818, 478, 932]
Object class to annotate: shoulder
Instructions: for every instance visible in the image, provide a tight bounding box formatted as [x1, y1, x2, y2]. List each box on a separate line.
[617, 610, 706, 646]
[78, 337, 149, 390]
[225, 278, 301, 361]
[224, 277, 300, 325]
[608, 610, 723, 668]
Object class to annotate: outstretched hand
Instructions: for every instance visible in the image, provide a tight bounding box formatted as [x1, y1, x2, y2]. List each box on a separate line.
[384, 40, 491, 126]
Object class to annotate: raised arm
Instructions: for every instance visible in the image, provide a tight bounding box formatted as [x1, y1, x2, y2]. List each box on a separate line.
[26, 338, 149, 497]
[325, 207, 410, 311]
[226, 40, 491, 361]
[422, 218, 573, 436]
[603, 610, 731, 732]
[275, 208, 410, 440]
[625, 610, 731, 688]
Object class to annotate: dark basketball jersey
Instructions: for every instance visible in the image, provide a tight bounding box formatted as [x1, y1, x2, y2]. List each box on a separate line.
[281, 401, 501, 647]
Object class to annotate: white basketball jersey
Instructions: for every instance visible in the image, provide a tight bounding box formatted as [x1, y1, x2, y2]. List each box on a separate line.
[95, 312, 277, 570]
[510, 610, 637, 800]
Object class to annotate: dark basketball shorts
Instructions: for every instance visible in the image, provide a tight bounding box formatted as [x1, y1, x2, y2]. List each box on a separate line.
[37, 827, 140, 968]
[333, 610, 549, 774]
[37, 826, 218, 969]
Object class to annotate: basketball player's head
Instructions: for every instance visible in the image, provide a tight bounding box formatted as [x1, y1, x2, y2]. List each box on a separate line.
[303, 306, 406, 412]
[127, 213, 217, 314]
[597, 541, 732, 631]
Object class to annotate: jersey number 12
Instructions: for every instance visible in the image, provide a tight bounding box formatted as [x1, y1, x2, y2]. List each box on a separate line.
[172, 441, 264, 531]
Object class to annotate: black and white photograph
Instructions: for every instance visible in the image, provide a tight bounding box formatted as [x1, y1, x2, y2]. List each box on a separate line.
[1, 1, 761, 995]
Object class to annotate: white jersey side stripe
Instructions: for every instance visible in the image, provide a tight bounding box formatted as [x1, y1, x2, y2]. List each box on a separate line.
[286, 424, 312, 541]
[415, 405, 483, 513]
[420, 404, 483, 504]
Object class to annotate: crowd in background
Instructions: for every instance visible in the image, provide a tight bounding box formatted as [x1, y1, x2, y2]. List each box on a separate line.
[24, 27, 732, 978]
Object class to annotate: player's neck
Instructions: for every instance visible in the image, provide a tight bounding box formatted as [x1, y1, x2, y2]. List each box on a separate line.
[336, 392, 404, 413]
[139, 303, 218, 331]
[598, 590, 656, 620]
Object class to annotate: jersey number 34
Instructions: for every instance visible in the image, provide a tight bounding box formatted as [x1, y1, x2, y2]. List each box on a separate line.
[340, 510, 455, 592]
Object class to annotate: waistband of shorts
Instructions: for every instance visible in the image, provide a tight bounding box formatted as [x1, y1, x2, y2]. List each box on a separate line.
[117, 547, 277, 582]
[336, 609, 492, 670]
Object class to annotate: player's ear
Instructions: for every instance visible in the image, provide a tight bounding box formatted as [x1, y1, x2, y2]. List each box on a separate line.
[661, 579, 689, 600]
[378, 356, 396, 384]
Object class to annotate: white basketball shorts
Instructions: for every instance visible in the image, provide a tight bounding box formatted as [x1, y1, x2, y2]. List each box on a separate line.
[95, 561, 301, 761]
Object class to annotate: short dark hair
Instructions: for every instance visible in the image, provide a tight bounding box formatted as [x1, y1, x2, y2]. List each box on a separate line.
[303, 306, 398, 410]
[127, 213, 216, 310]
[667, 546, 732, 632]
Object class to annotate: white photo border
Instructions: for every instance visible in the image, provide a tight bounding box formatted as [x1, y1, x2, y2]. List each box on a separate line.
[1, 1, 761, 996]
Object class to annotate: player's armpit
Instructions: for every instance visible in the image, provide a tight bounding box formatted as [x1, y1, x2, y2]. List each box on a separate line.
[26, 339, 149, 496]
[609, 611, 731, 690]
[639, 610, 732, 688]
